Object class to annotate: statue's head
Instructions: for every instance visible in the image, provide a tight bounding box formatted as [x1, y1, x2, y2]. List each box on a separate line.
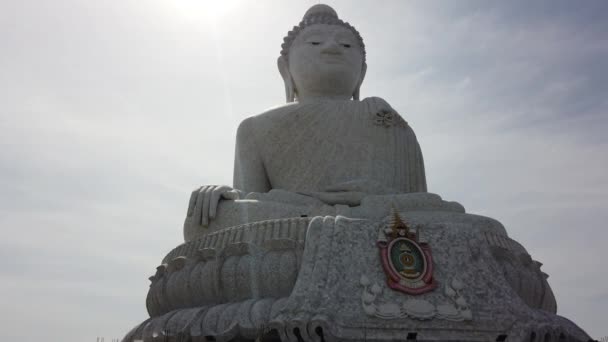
[278, 4, 367, 102]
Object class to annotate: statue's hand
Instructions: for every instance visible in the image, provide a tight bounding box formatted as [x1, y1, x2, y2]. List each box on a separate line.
[300, 191, 366, 207]
[185, 185, 240, 227]
[324, 179, 397, 195]
[300, 180, 397, 207]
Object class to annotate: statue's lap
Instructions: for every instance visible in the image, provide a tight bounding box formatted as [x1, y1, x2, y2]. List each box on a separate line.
[184, 191, 467, 241]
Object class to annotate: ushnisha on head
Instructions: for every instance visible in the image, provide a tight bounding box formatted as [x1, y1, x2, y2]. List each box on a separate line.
[278, 4, 367, 103]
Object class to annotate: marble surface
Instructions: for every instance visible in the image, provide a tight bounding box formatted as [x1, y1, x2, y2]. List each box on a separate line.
[185, 4, 426, 230]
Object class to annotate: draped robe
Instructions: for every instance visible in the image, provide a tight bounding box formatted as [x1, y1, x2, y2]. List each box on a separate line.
[233, 97, 427, 195]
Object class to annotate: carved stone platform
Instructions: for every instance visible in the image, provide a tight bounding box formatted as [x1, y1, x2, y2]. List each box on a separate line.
[123, 194, 589, 342]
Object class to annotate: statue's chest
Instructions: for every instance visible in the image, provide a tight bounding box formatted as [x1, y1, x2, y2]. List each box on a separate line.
[261, 110, 398, 172]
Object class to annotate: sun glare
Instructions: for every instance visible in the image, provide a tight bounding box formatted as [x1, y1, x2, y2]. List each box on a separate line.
[170, 0, 243, 26]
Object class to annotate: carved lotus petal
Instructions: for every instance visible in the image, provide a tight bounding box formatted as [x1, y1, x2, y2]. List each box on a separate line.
[362, 291, 375, 304]
[362, 304, 376, 315]
[403, 299, 435, 318]
[377, 303, 401, 317]
[451, 277, 464, 290]
[168, 256, 187, 272]
[370, 284, 382, 295]
[455, 297, 468, 307]
[436, 303, 458, 317]
[360, 275, 370, 287]
[460, 309, 473, 320]
[444, 285, 456, 298]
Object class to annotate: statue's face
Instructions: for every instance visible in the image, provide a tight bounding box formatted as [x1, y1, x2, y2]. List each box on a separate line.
[288, 24, 364, 99]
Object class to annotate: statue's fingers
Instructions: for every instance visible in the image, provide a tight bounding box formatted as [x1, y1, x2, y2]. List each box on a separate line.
[346, 192, 365, 206]
[223, 190, 240, 200]
[187, 188, 200, 217]
[313, 192, 337, 204]
[323, 184, 346, 192]
[300, 191, 332, 203]
[183, 215, 191, 232]
[329, 192, 358, 206]
[202, 186, 213, 226]
[209, 186, 229, 219]
[317, 191, 364, 206]
[193, 186, 207, 226]
[328, 192, 348, 203]
[324, 181, 358, 192]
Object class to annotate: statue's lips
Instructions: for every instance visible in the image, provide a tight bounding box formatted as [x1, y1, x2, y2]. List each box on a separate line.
[320, 54, 346, 64]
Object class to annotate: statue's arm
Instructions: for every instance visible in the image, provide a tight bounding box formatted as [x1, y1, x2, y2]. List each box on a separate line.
[184, 118, 270, 230]
[365, 96, 428, 193]
[233, 117, 272, 193]
[410, 134, 428, 192]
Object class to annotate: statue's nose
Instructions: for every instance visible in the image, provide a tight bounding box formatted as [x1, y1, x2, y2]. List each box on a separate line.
[321, 41, 342, 55]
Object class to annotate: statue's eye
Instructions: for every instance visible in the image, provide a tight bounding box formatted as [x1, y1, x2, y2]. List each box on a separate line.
[310, 42, 320, 45]
[341, 43, 351, 48]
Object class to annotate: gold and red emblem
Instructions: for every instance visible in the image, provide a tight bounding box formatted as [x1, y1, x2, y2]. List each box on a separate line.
[377, 209, 437, 295]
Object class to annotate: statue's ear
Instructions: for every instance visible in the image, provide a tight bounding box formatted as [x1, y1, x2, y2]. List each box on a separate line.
[277, 56, 296, 103]
[353, 62, 367, 101]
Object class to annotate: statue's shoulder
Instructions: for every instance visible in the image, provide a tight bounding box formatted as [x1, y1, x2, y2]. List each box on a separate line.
[236, 102, 301, 140]
[361, 96, 411, 129]
[237, 102, 302, 132]
[237, 98, 411, 135]
[251, 102, 302, 122]
[361, 96, 396, 113]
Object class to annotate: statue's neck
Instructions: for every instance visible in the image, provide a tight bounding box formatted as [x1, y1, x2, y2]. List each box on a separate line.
[296, 91, 353, 103]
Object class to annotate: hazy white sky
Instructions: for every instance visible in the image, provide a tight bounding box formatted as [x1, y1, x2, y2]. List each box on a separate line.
[1, 0, 607, 341]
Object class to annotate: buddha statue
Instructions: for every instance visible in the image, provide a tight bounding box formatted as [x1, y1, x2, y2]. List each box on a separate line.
[124, 5, 591, 342]
[185, 4, 426, 234]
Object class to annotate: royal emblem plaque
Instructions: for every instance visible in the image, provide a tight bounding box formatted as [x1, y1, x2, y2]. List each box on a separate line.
[377, 210, 437, 295]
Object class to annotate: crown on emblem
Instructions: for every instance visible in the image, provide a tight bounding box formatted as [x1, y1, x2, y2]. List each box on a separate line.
[388, 207, 418, 241]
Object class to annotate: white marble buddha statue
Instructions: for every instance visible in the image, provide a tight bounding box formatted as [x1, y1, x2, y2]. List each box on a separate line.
[186, 4, 426, 230]
[125, 6, 592, 341]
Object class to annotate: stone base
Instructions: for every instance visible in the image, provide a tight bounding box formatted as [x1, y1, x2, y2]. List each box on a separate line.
[125, 194, 590, 342]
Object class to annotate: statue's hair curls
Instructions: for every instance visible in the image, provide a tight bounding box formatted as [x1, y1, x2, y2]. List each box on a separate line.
[279, 8, 366, 63]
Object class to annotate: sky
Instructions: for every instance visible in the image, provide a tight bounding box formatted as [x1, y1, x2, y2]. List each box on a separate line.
[0, 0, 607, 341]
